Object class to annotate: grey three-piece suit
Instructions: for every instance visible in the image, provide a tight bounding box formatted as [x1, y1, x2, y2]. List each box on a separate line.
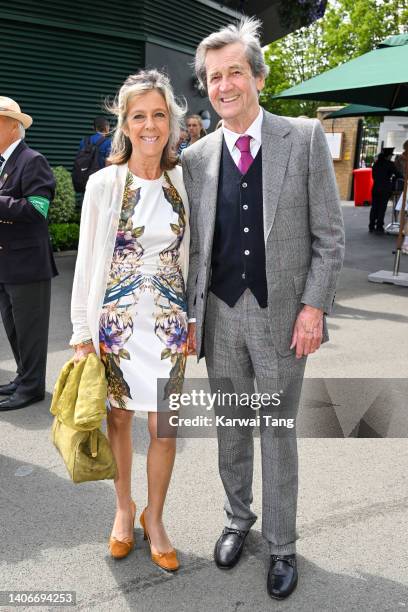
[182, 109, 345, 554]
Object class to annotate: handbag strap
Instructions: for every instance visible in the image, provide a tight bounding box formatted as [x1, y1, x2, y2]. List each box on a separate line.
[91, 429, 98, 457]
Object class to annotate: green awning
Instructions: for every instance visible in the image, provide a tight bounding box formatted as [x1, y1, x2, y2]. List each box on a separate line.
[274, 35, 408, 108]
[325, 104, 408, 119]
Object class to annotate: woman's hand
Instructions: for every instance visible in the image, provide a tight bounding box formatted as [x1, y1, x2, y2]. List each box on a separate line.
[73, 342, 96, 365]
[186, 322, 197, 356]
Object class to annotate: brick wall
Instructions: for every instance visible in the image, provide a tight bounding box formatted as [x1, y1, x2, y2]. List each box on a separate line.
[317, 107, 360, 201]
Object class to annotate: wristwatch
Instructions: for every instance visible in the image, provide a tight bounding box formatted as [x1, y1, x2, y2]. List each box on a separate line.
[72, 339, 93, 350]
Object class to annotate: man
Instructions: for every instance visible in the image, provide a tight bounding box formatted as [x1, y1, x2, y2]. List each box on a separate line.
[176, 125, 189, 156]
[78, 116, 111, 170]
[182, 18, 344, 600]
[72, 116, 111, 195]
[369, 147, 400, 234]
[0, 96, 57, 411]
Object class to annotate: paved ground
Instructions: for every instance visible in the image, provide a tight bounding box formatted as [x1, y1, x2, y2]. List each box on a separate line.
[1, 202, 407, 611]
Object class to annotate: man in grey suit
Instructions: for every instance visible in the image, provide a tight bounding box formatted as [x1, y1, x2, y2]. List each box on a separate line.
[182, 17, 344, 600]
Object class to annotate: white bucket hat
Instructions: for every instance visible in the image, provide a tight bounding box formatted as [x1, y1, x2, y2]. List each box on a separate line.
[0, 96, 33, 129]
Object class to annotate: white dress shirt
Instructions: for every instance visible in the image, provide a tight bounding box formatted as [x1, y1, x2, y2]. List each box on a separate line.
[0, 138, 22, 174]
[222, 108, 263, 166]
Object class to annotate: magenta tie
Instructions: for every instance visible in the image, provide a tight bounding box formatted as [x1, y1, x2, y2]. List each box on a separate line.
[235, 135, 253, 175]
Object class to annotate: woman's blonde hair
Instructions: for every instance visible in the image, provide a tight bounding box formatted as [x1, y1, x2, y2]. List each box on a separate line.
[107, 69, 185, 170]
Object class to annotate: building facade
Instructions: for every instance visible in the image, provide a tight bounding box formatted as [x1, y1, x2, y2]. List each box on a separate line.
[2, 0, 327, 169]
[2, 0, 238, 167]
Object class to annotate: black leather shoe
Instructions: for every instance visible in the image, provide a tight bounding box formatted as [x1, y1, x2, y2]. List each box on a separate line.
[214, 527, 249, 569]
[267, 554, 298, 600]
[0, 382, 18, 396]
[0, 393, 44, 412]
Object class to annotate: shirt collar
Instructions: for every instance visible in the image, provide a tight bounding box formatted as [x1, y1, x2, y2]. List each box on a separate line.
[1, 138, 22, 163]
[222, 108, 263, 153]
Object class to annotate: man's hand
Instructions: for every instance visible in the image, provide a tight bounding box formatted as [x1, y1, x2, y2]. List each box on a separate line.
[290, 305, 324, 359]
[186, 322, 197, 356]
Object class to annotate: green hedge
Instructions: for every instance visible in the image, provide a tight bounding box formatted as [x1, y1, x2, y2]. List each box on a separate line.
[49, 223, 79, 251]
[49, 166, 80, 251]
[50, 166, 77, 224]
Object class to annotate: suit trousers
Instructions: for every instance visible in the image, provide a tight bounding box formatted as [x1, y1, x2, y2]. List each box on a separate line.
[204, 289, 306, 555]
[369, 188, 391, 231]
[0, 280, 51, 396]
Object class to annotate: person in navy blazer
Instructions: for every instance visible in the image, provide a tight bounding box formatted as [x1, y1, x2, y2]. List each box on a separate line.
[0, 96, 57, 411]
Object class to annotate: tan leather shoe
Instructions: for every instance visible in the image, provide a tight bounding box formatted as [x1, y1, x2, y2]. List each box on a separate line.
[140, 508, 180, 571]
[109, 500, 136, 559]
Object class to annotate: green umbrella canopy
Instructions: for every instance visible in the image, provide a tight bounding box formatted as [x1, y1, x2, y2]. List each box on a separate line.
[325, 104, 408, 118]
[273, 34, 408, 108]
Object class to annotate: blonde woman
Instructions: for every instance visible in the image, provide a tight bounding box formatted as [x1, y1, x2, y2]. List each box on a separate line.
[186, 114, 206, 145]
[70, 70, 190, 571]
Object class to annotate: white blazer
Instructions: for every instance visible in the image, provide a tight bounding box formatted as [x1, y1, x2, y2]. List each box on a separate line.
[70, 163, 190, 354]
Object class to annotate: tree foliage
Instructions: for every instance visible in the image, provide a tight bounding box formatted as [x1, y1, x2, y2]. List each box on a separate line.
[261, 0, 408, 117]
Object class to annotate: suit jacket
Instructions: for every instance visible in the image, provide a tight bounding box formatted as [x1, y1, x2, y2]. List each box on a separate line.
[0, 141, 57, 283]
[182, 110, 345, 359]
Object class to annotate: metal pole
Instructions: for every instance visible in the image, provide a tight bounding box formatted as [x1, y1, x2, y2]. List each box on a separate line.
[392, 153, 408, 276]
[393, 248, 401, 276]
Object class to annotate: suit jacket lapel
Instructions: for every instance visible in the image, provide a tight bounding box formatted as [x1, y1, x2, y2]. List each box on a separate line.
[192, 129, 223, 260]
[261, 111, 292, 241]
[0, 141, 27, 189]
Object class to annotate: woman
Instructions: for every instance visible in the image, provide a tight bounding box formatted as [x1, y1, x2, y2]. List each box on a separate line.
[186, 114, 206, 146]
[70, 70, 190, 571]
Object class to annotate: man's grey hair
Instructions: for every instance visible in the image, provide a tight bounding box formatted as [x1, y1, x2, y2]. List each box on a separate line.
[18, 122, 25, 138]
[195, 16, 269, 90]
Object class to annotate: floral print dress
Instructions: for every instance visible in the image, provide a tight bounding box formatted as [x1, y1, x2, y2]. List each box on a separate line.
[99, 170, 188, 411]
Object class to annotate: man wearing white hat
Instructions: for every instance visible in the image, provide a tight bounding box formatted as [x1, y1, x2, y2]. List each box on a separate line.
[0, 96, 57, 411]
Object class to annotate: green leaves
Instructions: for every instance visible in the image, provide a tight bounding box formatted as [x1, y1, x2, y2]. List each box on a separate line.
[49, 223, 79, 251]
[161, 348, 172, 360]
[119, 349, 130, 360]
[262, 0, 407, 118]
[50, 166, 77, 224]
[170, 223, 181, 235]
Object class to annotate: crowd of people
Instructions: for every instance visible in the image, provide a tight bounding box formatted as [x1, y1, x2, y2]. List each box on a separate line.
[0, 13, 403, 602]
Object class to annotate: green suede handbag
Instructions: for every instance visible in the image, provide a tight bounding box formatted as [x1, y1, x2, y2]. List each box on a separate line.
[51, 354, 117, 483]
[51, 418, 116, 483]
